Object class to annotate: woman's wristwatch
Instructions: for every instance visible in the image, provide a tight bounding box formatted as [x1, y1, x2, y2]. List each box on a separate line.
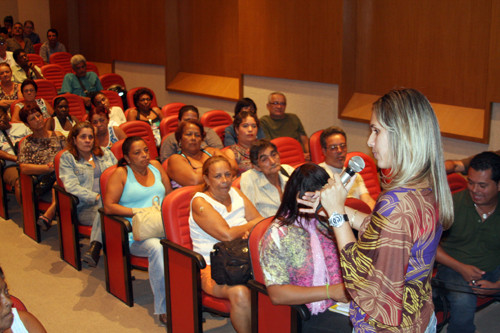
[328, 212, 349, 228]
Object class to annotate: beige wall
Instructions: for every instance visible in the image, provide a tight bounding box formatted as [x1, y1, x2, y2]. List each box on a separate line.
[2, 0, 51, 43]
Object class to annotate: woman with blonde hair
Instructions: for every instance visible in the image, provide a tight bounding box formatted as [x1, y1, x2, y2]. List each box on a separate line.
[301, 88, 453, 332]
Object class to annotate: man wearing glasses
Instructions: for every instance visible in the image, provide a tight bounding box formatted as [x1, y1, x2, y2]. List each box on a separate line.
[318, 126, 375, 209]
[260, 91, 310, 160]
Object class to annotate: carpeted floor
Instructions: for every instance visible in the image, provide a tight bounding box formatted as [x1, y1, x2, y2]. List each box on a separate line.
[0, 200, 235, 333]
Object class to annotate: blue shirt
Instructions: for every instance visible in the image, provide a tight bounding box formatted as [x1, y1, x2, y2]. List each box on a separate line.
[60, 71, 103, 97]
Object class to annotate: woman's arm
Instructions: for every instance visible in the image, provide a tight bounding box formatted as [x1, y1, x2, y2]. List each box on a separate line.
[166, 154, 203, 186]
[113, 126, 127, 140]
[103, 167, 134, 217]
[18, 310, 47, 333]
[45, 117, 54, 131]
[19, 162, 53, 175]
[43, 98, 54, 117]
[344, 206, 369, 231]
[267, 283, 348, 306]
[58, 153, 99, 204]
[11, 103, 22, 122]
[153, 106, 164, 119]
[210, 147, 238, 172]
[191, 196, 255, 241]
[126, 108, 138, 122]
[151, 160, 173, 195]
[235, 187, 262, 226]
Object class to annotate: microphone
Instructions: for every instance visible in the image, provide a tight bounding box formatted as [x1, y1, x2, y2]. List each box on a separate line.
[339, 156, 365, 186]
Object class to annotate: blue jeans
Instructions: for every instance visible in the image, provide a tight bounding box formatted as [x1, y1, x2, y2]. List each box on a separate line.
[435, 264, 500, 333]
[130, 238, 165, 314]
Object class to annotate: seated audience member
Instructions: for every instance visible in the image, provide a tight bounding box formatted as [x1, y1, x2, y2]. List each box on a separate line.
[11, 49, 44, 84]
[445, 150, 500, 174]
[160, 105, 223, 161]
[0, 105, 31, 204]
[60, 54, 103, 109]
[318, 126, 376, 210]
[435, 151, 500, 333]
[0, 63, 21, 108]
[224, 97, 265, 146]
[59, 122, 117, 267]
[0, 28, 9, 41]
[189, 156, 263, 333]
[225, 110, 259, 175]
[259, 91, 310, 160]
[0, 266, 47, 333]
[12, 79, 54, 122]
[103, 136, 172, 325]
[240, 140, 294, 218]
[3, 16, 13, 38]
[18, 104, 66, 231]
[46, 96, 77, 137]
[90, 91, 126, 126]
[260, 163, 352, 333]
[38, 28, 66, 63]
[0, 36, 16, 68]
[6, 22, 34, 54]
[167, 120, 236, 188]
[89, 105, 126, 149]
[23, 20, 40, 45]
[126, 88, 163, 147]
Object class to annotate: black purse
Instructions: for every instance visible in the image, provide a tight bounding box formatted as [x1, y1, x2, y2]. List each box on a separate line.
[34, 172, 57, 196]
[210, 238, 252, 286]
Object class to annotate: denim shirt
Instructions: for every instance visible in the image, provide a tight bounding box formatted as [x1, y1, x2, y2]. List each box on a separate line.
[58, 148, 117, 209]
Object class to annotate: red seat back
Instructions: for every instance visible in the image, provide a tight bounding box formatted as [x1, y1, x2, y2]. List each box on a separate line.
[99, 73, 126, 90]
[248, 217, 274, 284]
[54, 93, 86, 121]
[309, 130, 324, 164]
[27, 53, 44, 67]
[86, 61, 99, 76]
[345, 152, 381, 201]
[161, 102, 185, 117]
[159, 115, 178, 138]
[34, 79, 57, 105]
[110, 139, 125, 160]
[447, 173, 467, 194]
[33, 43, 42, 55]
[119, 121, 158, 160]
[49, 52, 73, 74]
[271, 137, 306, 167]
[200, 110, 232, 128]
[127, 87, 158, 108]
[100, 89, 123, 109]
[211, 124, 227, 143]
[41, 64, 65, 91]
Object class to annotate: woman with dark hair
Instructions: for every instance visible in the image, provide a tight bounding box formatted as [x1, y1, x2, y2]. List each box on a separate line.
[0, 63, 21, 108]
[224, 97, 265, 146]
[126, 88, 163, 146]
[167, 119, 236, 188]
[103, 136, 172, 325]
[58, 122, 117, 267]
[259, 163, 352, 333]
[89, 105, 126, 148]
[18, 103, 66, 231]
[189, 155, 263, 333]
[46, 96, 78, 136]
[301, 88, 452, 332]
[12, 79, 54, 122]
[90, 91, 126, 126]
[225, 110, 259, 175]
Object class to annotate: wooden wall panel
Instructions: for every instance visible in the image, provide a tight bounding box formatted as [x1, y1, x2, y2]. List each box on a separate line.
[77, 0, 166, 65]
[239, 0, 343, 83]
[354, 0, 491, 108]
[48, 0, 69, 51]
[177, 0, 240, 77]
[487, 0, 500, 102]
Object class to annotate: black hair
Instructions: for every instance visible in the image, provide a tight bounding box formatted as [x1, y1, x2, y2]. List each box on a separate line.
[178, 105, 199, 121]
[47, 28, 58, 37]
[319, 126, 346, 149]
[132, 88, 153, 107]
[19, 103, 42, 125]
[53, 96, 68, 109]
[21, 79, 37, 93]
[249, 139, 277, 165]
[469, 151, 500, 183]
[90, 91, 106, 107]
[174, 119, 205, 143]
[13, 48, 26, 62]
[233, 98, 257, 118]
[117, 136, 146, 167]
[233, 110, 259, 131]
[274, 163, 330, 227]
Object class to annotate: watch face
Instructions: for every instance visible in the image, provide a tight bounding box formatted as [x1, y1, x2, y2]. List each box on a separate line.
[328, 213, 345, 228]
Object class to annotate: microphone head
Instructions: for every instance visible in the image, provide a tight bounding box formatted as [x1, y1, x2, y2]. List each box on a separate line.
[348, 156, 365, 173]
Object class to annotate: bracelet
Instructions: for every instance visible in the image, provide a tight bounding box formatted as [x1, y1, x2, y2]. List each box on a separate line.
[326, 284, 331, 300]
[350, 210, 358, 228]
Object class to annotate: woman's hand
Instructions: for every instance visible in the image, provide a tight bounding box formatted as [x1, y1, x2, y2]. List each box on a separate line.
[297, 191, 325, 215]
[319, 174, 357, 217]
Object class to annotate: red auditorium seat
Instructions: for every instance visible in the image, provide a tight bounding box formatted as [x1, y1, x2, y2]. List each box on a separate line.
[99, 73, 126, 90]
[309, 130, 324, 164]
[200, 110, 232, 128]
[161, 102, 185, 117]
[119, 121, 158, 160]
[345, 152, 381, 201]
[54, 93, 86, 121]
[271, 137, 306, 167]
[41, 64, 65, 92]
[49, 52, 73, 74]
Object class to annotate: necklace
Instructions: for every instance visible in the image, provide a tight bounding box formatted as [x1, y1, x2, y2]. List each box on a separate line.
[474, 203, 496, 220]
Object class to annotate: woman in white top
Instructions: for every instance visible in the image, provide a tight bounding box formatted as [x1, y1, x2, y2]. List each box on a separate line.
[90, 91, 126, 126]
[189, 156, 262, 333]
[46, 96, 78, 137]
[89, 105, 126, 149]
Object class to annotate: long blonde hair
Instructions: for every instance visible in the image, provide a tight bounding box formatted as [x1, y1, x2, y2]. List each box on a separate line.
[373, 88, 453, 229]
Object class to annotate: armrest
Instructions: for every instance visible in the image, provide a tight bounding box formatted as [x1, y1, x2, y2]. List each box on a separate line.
[247, 279, 311, 321]
[53, 184, 80, 206]
[160, 238, 206, 269]
[98, 208, 132, 232]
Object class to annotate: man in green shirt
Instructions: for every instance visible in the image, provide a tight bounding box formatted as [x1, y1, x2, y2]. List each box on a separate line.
[435, 151, 500, 333]
[259, 92, 310, 160]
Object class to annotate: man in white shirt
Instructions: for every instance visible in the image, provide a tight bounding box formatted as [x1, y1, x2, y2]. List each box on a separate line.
[318, 126, 376, 209]
[0, 37, 15, 68]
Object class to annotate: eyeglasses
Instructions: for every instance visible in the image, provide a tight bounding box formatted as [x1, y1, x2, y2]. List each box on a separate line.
[327, 143, 347, 151]
[269, 102, 286, 106]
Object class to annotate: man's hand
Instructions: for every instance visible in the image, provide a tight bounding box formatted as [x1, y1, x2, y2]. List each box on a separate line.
[471, 279, 500, 296]
[458, 263, 485, 284]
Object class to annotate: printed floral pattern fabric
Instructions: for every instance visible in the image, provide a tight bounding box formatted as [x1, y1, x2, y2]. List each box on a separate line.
[259, 217, 343, 313]
[341, 187, 441, 332]
[229, 143, 252, 175]
[0, 82, 19, 100]
[18, 132, 66, 165]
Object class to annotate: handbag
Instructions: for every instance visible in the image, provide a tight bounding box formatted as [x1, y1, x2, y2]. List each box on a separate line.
[34, 172, 57, 196]
[210, 238, 252, 286]
[131, 196, 164, 241]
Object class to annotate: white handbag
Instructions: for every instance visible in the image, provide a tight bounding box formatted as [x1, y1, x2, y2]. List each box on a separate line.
[131, 196, 164, 241]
